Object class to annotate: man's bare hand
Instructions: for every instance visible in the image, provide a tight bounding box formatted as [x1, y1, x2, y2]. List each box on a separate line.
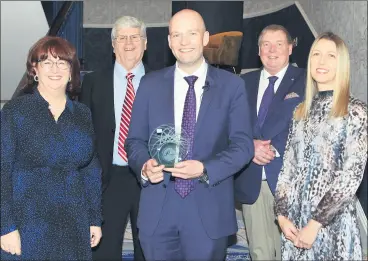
[164, 160, 204, 179]
[142, 159, 165, 183]
[252, 139, 275, 165]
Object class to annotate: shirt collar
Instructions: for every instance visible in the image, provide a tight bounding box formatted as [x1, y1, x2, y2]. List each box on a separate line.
[175, 58, 208, 80]
[114, 61, 145, 77]
[262, 63, 289, 81]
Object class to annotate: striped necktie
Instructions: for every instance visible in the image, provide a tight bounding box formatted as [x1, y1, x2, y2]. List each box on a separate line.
[118, 72, 135, 162]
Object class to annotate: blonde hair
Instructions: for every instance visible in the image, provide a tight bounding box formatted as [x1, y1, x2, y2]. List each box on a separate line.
[294, 32, 350, 120]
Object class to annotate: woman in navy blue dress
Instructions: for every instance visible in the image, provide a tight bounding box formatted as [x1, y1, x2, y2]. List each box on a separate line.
[1, 36, 102, 260]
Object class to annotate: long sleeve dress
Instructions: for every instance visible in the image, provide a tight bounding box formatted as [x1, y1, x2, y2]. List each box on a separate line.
[274, 90, 367, 260]
[1, 89, 102, 261]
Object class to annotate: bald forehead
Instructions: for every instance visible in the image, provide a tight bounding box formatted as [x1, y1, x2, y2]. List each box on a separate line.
[169, 9, 206, 32]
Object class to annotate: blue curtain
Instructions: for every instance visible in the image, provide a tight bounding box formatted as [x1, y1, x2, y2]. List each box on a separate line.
[52, 1, 83, 59]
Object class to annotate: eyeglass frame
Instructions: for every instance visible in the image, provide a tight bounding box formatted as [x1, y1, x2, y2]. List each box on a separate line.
[114, 34, 146, 43]
[37, 59, 71, 70]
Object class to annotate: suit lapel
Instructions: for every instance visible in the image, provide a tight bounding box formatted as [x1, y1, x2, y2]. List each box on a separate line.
[194, 65, 216, 139]
[143, 63, 151, 74]
[249, 71, 261, 127]
[163, 66, 175, 125]
[105, 68, 116, 130]
[262, 65, 296, 129]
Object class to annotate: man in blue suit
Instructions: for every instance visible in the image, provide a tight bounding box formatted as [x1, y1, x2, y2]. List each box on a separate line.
[125, 9, 254, 261]
[234, 25, 305, 260]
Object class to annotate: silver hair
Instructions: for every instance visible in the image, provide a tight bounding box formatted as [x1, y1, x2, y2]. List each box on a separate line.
[111, 16, 147, 41]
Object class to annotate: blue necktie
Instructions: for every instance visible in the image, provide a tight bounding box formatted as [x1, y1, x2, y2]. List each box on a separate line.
[257, 76, 278, 128]
[175, 75, 198, 198]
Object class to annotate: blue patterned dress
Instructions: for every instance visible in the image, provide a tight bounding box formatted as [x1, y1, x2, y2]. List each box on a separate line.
[275, 91, 367, 260]
[1, 90, 102, 260]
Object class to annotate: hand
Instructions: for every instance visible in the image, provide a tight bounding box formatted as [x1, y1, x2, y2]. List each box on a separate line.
[252, 139, 275, 165]
[0, 230, 21, 255]
[277, 215, 299, 243]
[142, 159, 165, 183]
[294, 219, 321, 249]
[164, 160, 204, 179]
[90, 226, 102, 248]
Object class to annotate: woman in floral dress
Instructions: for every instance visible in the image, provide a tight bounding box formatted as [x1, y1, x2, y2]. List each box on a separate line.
[274, 32, 367, 260]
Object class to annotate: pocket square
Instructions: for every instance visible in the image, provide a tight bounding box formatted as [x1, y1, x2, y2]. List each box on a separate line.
[284, 92, 300, 100]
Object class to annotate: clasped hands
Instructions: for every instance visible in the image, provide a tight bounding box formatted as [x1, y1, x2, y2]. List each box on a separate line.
[277, 216, 322, 249]
[0, 227, 102, 255]
[142, 159, 204, 183]
[253, 139, 276, 165]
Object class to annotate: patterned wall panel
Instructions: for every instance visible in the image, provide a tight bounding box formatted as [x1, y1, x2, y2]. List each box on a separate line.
[84, 0, 114, 24]
[83, 0, 171, 25]
[302, 1, 367, 103]
[351, 1, 367, 102]
[243, 0, 294, 17]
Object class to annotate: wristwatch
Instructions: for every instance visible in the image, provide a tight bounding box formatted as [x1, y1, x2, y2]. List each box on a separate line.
[198, 166, 209, 184]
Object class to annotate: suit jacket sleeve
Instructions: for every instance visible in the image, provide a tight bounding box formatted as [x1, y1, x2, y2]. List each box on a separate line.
[125, 75, 151, 180]
[204, 79, 254, 186]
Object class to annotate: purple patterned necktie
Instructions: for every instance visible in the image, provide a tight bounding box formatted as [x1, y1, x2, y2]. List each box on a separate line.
[257, 76, 278, 128]
[174, 75, 198, 198]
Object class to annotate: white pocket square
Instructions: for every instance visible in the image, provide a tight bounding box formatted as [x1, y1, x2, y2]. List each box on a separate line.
[284, 92, 300, 100]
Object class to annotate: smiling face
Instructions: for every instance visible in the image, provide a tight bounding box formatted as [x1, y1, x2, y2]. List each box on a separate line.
[112, 27, 147, 71]
[259, 30, 292, 75]
[310, 38, 338, 90]
[168, 10, 209, 74]
[33, 52, 71, 91]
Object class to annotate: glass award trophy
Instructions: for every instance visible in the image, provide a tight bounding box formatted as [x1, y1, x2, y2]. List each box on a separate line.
[148, 124, 190, 167]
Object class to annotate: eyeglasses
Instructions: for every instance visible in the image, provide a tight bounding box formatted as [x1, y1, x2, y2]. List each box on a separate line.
[38, 59, 70, 70]
[114, 34, 144, 43]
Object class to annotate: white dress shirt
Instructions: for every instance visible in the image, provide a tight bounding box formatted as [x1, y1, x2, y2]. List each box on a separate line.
[257, 64, 288, 180]
[174, 59, 208, 134]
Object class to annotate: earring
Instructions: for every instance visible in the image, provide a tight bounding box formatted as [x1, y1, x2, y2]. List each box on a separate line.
[69, 76, 71, 82]
[34, 75, 39, 82]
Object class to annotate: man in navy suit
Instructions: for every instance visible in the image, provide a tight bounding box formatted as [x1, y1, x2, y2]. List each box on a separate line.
[125, 9, 254, 261]
[234, 25, 306, 260]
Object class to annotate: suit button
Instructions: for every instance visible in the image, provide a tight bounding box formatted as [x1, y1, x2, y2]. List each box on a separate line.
[111, 128, 115, 133]
[163, 184, 167, 188]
